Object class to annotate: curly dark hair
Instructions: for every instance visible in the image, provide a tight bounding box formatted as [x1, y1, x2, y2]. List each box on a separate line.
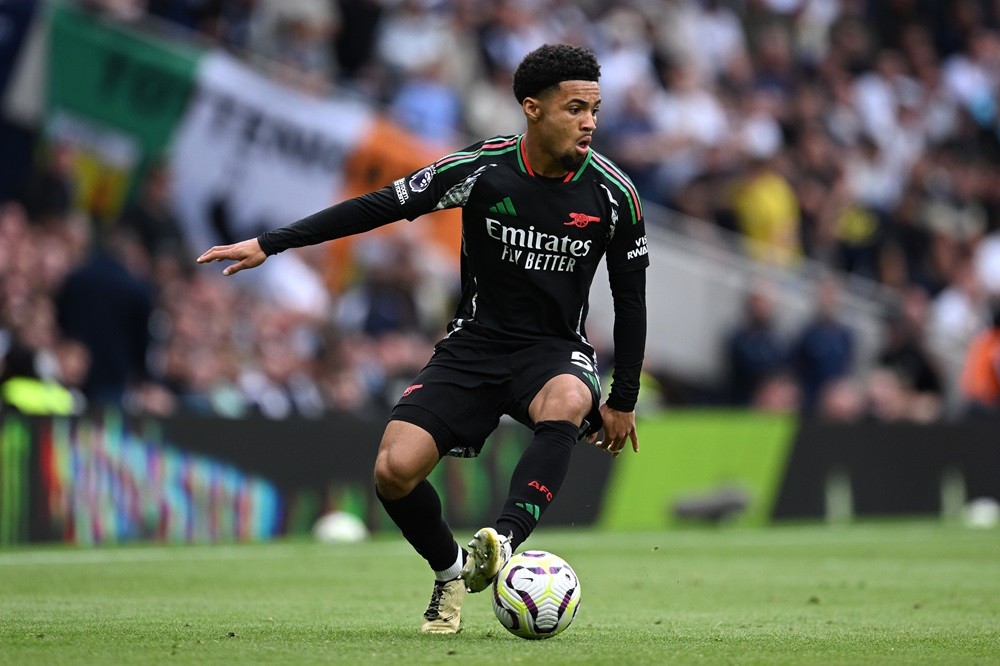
[512, 44, 601, 104]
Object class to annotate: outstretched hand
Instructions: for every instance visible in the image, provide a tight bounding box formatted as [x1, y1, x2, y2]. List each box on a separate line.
[588, 403, 639, 458]
[196, 238, 267, 276]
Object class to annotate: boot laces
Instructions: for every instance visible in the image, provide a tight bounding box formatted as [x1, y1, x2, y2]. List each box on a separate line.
[424, 581, 447, 620]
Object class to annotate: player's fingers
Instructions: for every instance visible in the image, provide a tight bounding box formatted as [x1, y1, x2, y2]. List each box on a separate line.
[196, 246, 228, 263]
[593, 437, 620, 456]
[222, 260, 250, 276]
[629, 430, 639, 453]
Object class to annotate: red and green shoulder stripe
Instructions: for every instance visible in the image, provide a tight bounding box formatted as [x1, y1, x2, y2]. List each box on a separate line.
[434, 135, 520, 173]
[588, 150, 644, 225]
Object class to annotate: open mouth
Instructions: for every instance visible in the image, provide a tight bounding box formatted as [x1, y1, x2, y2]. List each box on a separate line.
[575, 137, 591, 154]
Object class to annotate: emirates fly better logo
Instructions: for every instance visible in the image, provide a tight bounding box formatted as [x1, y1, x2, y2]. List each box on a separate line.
[487, 215, 592, 273]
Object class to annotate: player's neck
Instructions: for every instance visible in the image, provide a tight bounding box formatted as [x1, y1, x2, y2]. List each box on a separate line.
[521, 132, 569, 179]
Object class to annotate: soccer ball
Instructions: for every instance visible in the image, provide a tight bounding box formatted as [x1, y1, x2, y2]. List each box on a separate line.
[492, 550, 581, 639]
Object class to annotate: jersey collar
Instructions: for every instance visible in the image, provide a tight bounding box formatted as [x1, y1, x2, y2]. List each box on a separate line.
[516, 134, 592, 183]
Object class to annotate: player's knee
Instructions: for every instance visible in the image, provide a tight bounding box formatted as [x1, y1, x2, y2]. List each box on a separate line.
[373, 453, 418, 500]
[374, 421, 439, 499]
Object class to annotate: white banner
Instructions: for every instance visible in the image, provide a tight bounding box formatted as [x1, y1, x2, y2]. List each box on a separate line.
[170, 51, 373, 250]
[169, 51, 374, 310]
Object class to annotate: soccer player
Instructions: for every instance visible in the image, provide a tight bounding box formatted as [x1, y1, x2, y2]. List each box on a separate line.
[197, 43, 648, 633]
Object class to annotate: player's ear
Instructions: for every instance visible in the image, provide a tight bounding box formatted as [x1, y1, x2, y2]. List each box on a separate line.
[523, 96, 542, 122]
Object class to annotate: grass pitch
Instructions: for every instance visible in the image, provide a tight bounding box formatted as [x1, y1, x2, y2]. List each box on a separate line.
[0, 522, 997, 665]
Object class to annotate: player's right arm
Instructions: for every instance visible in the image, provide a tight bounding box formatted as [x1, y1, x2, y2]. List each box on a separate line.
[197, 138, 496, 276]
[196, 186, 403, 275]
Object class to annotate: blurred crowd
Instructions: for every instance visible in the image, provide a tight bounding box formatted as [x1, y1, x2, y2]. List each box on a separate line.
[2, 0, 1000, 421]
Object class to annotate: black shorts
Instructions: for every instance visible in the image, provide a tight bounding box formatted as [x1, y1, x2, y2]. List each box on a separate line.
[390, 331, 603, 458]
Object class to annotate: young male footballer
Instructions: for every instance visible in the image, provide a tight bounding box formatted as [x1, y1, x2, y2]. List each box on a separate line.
[198, 43, 648, 633]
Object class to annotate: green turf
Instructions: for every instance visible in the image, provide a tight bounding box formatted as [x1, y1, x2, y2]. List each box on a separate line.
[0, 522, 997, 665]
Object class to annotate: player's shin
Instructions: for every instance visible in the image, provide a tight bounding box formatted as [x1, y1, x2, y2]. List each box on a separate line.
[376, 480, 461, 574]
[495, 419, 578, 549]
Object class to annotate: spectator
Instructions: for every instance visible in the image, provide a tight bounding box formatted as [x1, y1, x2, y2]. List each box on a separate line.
[724, 285, 789, 405]
[163, 339, 249, 417]
[197, 0, 257, 51]
[871, 0, 936, 52]
[691, 0, 749, 84]
[374, 0, 454, 86]
[929, 256, 990, 349]
[249, 0, 340, 90]
[974, 228, 1000, 297]
[591, 6, 657, 128]
[463, 65, 528, 139]
[0, 335, 85, 416]
[478, 0, 554, 77]
[750, 21, 798, 103]
[237, 308, 325, 419]
[333, 0, 383, 82]
[958, 298, 1000, 417]
[334, 236, 425, 338]
[17, 141, 76, 226]
[793, 277, 856, 415]
[876, 286, 944, 421]
[648, 57, 730, 204]
[388, 59, 463, 147]
[118, 162, 190, 264]
[941, 28, 1000, 129]
[599, 77, 662, 207]
[55, 227, 156, 408]
[727, 112, 801, 267]
[883, 185, 935, 292]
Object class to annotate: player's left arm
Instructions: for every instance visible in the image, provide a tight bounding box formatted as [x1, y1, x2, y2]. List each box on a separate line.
[592, 267, 646, 457]
[593, 201, 649, 457]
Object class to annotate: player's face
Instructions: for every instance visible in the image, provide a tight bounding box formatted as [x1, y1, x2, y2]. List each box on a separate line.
[536, 80, 601, 172]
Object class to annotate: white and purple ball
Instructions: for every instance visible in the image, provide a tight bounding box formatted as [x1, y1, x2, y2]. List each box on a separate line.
[491, 550, 581, 639]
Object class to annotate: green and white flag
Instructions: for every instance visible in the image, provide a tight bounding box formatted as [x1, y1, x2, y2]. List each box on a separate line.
[44, 3, 200, 221]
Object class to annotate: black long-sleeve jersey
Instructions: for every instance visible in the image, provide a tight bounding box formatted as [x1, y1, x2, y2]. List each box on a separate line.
[259, 134, 649, 410]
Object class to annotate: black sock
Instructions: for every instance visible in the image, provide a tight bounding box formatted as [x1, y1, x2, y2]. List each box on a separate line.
[495, 419, 577, 550]
[376, 480, 459, 571]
